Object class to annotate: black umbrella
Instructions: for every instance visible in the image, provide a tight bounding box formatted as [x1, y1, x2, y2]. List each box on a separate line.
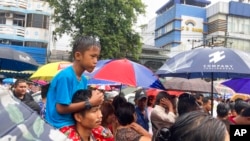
[156, 47, 250, 115]
[0, 47, 39, 71]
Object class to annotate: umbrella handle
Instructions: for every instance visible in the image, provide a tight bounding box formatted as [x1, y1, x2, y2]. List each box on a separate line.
[119, 84, 122, 94]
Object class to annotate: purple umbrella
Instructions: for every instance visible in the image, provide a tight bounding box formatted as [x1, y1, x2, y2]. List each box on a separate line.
[222, 78, 250, 94]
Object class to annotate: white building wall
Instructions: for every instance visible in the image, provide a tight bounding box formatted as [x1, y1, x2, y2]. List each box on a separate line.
[206, 1, 229, 18]
[140, 17, 155, 46]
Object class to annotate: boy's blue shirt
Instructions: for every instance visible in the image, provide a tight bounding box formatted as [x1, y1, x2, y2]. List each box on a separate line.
[45, 66, 87, 129]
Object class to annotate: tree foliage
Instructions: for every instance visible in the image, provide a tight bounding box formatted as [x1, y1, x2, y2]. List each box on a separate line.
[47, 0, 146, 60]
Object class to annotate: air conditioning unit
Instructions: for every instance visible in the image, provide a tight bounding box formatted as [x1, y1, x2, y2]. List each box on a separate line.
[5, 13, 13, 18]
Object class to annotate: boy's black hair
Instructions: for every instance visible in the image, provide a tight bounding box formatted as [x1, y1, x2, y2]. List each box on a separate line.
[72, 36, 101, 59]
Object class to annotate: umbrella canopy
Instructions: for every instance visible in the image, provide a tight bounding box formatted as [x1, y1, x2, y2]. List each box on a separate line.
[163, 77, 217, 93]
[93, 58, 164, 88]
[230, 93, 250, 101]
[156, 47, 250, 115]
[0, 70, 34, 78]
[146, 88, 183, 97]
[156, 47, 250, 78]
[2, 78, 16, 84]
[0, 87, 68, 140]
[0, 47, 39, 71]
[213, 80, 235, 95]
[30, 61, 72, 81]
[222, 78, 250, 94]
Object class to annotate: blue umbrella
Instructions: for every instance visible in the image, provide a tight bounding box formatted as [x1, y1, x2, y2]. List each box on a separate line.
[2, 78, 16, 84]
[157, 47, 250, 78]
[0, 47, 39, 71]
[222, 78, 250, 94]
[156, 47, 250, 115]
[87, 78, 120, 85]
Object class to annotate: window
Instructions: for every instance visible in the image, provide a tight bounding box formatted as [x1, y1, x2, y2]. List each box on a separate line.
[0, 13, 6, 24]
[13, 19, 24, 26]
[25, 41, 47, 48]
[12, 41, 23, 46]
[13, 14, 25, 27]
[26, 14, 49, 29]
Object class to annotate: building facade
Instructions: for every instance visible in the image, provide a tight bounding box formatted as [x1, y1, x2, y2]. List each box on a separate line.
[155, 0, 210, 53]
[155, 0, 250, 54]
[206, 1, 250, 52]
[0, 0, 52, 64]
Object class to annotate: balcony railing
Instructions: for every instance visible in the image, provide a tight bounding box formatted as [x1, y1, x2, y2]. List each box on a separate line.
[0, 0, 28, 9]
[0, 24, 25, 37]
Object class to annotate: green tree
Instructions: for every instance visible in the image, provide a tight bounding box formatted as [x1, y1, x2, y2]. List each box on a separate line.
[47, 0, 146, 60]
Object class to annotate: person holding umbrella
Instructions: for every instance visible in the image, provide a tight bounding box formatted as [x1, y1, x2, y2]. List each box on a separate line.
[45, 36, 104, 137]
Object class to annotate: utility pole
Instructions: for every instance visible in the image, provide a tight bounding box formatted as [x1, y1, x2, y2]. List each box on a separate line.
[224, 15, 228, 47]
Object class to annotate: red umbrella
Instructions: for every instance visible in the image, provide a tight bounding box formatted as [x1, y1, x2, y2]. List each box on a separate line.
[93, 58, 161, 88]
[146, 88, 183, 97]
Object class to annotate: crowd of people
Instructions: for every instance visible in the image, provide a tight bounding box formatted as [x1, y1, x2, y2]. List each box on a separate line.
[1, 35, 250, 141]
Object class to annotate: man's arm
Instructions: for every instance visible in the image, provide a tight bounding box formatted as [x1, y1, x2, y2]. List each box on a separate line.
[56, 90, 104, 114]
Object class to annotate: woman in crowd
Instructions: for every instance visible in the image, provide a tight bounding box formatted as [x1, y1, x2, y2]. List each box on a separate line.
[115, 101, 151, 141]
[92, 101, 115, 141]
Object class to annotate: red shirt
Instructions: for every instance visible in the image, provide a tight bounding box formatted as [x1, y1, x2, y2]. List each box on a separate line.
[228, 116, 236, 124]
[92, 126, 114, 141]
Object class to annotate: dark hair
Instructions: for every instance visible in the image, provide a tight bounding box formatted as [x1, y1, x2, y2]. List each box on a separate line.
[217, 103, 230, 118]
[229, 102, 235, 111]
[72, 36, 101, 59]
[41, 83, 50, 99]
[241, 107, 250, 117]
[100, 101, 114, 126]
[112, 95, 127, 111]
[72, 89, 92, 115]
[194, 93, 203, 100]
[115, 102, 135, 126]
[165, 111, 227, 141]
[155, 91, 175, 105]
[234, 101, 249, 115]
[202, 97, 210, 104]
[13, 79, 27, 87]
[153, 127, 170, 141]
[178, 93, 200, 116]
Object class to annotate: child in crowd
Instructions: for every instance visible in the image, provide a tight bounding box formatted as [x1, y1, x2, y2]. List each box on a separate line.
[45, 36, 104, 137]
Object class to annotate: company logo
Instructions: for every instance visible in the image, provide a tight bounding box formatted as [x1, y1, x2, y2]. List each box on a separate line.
[185, 19, 196, 26]
[209, 51, 225, 63]
[19, 55, 31, 62]
[203, 51, 233, 71]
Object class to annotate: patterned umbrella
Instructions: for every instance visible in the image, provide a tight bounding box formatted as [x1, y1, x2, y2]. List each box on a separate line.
[0, 87, 69, 140]
[93, 58, 164, 88]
